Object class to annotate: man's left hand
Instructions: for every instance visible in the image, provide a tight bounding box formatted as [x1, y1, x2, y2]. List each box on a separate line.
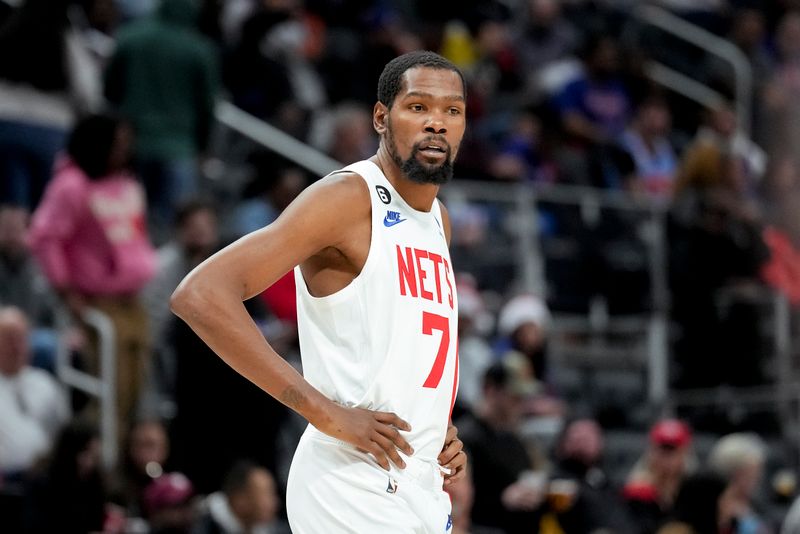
[438, 421, 467, 485]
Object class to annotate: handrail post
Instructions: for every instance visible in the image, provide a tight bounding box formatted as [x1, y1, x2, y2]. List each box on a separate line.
[56, 307, 117, 470]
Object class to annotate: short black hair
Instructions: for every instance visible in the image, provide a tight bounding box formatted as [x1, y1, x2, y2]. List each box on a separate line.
[67, 113, 124, 179]
[377, 51, 466, 109]
[222, 460, 263, 497]
[174, 197, 217, 228]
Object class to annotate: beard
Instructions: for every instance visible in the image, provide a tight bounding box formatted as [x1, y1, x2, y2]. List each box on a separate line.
[386, 123, 454, 185]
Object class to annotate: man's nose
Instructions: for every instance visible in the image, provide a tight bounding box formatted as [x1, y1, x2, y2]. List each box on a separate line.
[424, 118, 447, 135]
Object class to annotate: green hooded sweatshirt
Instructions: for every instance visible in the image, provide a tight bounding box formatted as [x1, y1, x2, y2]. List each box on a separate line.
[105, 0, 219, 160]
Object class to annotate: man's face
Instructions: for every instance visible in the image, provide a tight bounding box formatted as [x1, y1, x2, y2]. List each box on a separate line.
[380, 67, 466, 185]
[0, 207, 30, 258]
[0, 310, 30, 376]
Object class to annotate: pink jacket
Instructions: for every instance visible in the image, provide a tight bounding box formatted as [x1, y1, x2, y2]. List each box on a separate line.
[30, 157, 156, 296]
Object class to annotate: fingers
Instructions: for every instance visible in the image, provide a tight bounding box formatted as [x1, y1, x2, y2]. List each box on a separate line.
[444, 422, 457, 445]
[372, 432, 406, 470]
[376, 424, 414, 456]
[375, 411, 412, 432]
[443, 450, 467, 486]
[438, 436, 463, 466]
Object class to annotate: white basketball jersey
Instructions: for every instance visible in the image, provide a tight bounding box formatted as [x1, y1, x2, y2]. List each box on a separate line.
[294, 160, 459, 463]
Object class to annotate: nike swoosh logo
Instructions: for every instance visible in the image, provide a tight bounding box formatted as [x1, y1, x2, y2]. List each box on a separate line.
[383, 216, 407, 227]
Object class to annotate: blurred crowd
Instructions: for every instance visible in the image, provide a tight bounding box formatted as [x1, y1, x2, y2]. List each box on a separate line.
[3, 0, 800, 532]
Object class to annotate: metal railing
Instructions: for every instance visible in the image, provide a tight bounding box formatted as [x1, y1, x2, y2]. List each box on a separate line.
[56, 308, 117, 469]
[634, 3, 753, 136]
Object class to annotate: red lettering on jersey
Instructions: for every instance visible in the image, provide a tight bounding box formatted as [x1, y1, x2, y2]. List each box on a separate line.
[428, 252, 443, 304]
[443, 258, 454, 309]
[414, 248, 434, 301]
[396, 245, 417, 297]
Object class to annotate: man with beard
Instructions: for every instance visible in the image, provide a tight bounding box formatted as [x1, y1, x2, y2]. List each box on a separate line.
[170, 51, 468, 532]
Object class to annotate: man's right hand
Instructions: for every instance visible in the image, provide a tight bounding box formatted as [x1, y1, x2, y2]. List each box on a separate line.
[316, 403, 414, 471]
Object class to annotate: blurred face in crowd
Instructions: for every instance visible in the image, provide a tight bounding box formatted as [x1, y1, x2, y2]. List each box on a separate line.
[0, 206, 30, 260]
[650, 442, 690, 479]
[271, 168, 307, 213]
[512, 322, 546, 355]
[732, 9, 765, 51]
[777, 12, 800, 61]
[710, 106, 738, 138]
[77, 436, 102, 479]
[589, 39, 620, 80]
[0, 307, 30, 377]
[129, 421, 169, 475]
[108, 122, 134, 173]
[232, 468, 279, 527]
[638, 100, 672, 138]
[379, 66, 466, 185]
[179, 208, 218, 258]
[560, 419, 604, 467]
[731, 459, 763, 499]
[529, 0, 560, 27]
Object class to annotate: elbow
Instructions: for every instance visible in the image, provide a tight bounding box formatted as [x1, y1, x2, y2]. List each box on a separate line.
[170, 279, 201, 321]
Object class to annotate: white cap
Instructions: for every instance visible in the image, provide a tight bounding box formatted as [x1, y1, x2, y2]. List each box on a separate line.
[498, 294, 551, 336]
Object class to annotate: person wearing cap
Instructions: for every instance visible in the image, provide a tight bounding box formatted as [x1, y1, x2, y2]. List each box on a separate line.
[497, 294, 566, 418]
[456, 356, 545, 534]
[623, 419, 695, 534]
[142, 471, 197, 534]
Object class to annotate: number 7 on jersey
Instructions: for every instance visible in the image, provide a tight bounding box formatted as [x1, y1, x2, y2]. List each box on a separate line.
[421, 311, 450, 388]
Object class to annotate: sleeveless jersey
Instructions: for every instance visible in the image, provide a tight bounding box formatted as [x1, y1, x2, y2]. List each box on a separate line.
[294, 160, 459, 463]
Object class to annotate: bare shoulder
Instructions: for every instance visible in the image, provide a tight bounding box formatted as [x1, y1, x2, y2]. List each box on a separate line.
[437, 199, 452, 246]
[306, 170, 371, 215]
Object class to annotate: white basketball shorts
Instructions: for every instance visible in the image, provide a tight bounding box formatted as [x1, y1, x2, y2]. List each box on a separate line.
[286, 426, 453, 533]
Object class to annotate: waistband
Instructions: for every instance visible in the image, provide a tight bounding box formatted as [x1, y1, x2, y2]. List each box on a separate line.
[304, 425, 447, 492]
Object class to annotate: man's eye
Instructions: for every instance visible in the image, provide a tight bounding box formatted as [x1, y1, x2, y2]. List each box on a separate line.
[410, 104, 424, 112]
[449, 108, 462, 115]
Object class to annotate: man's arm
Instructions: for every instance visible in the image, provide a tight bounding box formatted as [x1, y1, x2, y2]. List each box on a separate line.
[170, 173, 413, 470]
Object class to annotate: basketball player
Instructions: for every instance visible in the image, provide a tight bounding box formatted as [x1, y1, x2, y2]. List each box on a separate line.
[171, 51, 467, 532]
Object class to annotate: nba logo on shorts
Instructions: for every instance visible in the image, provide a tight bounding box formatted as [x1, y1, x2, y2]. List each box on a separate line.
[445, 514, 452, 531]
[386, 476, 398, 494]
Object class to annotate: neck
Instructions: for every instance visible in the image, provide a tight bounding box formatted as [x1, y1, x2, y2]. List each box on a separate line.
[372, 148, 440, 212]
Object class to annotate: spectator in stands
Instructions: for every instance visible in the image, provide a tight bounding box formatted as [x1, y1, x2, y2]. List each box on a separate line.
[657, 472, 728, 534]
[621, 95, 679, 201]
[104, 0, 220, 235]
[193, 460, 290, 534]
[514, 0, 580, 95]
[30, 113, 157, 450]
[141, 471, 196, 534]
[0, 0, 101, 208]
[114, 418, 170, 519]
[623, 419, 694, 534]
[762, 10, 800, 160]
[555, 35, 631, 146]
[229, 158, 307, 239]
[311, 101, 376, 165]
[142, 199, 219, 416]
[0, 205, 62, 371]
[23, 418, 108, 533]
[0, 306, 70, 477]
[554, 34, 634, 188]
[223, 5, 295, 123]
[169, 315, 288, 495]
[497, 294, 563, 418]
[543, 417, 633, 532]
[670, 104, 770, 389]
[453, 277, 493, 416]
[458, 358, 544, 534]
[709, 433, 770, 534]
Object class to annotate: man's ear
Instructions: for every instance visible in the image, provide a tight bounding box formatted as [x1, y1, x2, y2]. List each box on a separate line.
[373, 102, 388, 135]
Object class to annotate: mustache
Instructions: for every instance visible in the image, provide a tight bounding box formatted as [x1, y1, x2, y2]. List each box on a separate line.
[414, 136, 451, 153]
